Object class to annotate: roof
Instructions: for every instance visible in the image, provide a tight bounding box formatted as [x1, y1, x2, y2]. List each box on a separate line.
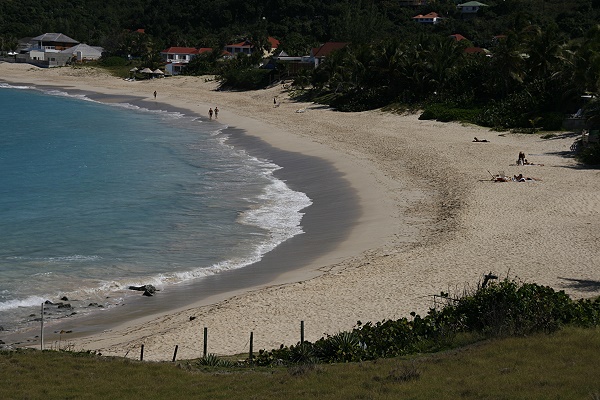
[161, 47, 212, 55]
[227, 40, 253, 48]
[31, 33, 79, 44]
[457, 1, 488, 7]
[312, 42, 349, 58]
[268, 37, 280, 49]
[60, 43, 103, 57]
[413, 12, 441, 20]
[450, 34, 468, 41]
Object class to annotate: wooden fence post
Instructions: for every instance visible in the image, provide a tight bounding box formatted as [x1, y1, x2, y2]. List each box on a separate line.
[300, 320, 304, 344]
[249, 332, 254, 361]
[40, 303, 44, 351]
[203, 327, 208, 357]
[172, 345, 178, 362]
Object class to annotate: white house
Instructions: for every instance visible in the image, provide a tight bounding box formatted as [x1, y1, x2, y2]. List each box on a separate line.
[160, 46, 212, 75]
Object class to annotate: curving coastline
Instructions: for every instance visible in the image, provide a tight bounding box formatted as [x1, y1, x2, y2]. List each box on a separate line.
[1, 62, 599, 360]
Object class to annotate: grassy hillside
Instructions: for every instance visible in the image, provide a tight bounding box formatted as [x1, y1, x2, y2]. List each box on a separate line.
[2, 327, 599, 399]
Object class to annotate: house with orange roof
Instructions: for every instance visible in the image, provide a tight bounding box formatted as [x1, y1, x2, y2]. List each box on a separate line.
[413, 12, 442, 24]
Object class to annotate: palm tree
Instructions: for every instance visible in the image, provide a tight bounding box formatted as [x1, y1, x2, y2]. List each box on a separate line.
[488, 31, 527, 98]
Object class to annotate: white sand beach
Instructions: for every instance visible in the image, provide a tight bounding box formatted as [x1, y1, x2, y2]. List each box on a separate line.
[1, 62, 599, 361]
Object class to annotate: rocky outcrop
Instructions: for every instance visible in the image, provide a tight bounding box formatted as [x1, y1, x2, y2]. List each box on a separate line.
[128, 285, 158, 297]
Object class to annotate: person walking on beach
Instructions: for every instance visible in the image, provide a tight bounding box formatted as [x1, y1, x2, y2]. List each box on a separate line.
[209, 108, 213, 119]
[214, 106, 219, 119]
[153, 91, 157, 99]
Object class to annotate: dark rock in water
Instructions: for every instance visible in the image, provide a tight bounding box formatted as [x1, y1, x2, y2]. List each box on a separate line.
[0, 326, 4, 331]
[0, 340, 5, 344]
[89, 303, 99, 307]
[142, 290, 153, 297]
[129, 285, 157, 295]
[44, 300, 54, 305]
[57, 303, 72, 309]
[60, 296, 69, 301]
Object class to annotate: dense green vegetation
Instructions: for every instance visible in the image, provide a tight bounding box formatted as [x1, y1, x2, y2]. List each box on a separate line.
[2, 279, 600, 399]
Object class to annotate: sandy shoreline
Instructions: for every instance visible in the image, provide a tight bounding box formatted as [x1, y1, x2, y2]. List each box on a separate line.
[1, 63, 599, 361]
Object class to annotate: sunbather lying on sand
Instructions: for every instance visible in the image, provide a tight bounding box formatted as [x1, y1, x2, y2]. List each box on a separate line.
[473, 137, 489, 142]
[513, 174, 541, 182]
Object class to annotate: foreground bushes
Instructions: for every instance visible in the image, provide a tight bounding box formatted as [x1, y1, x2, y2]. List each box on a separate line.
[253, 278, 600, 366]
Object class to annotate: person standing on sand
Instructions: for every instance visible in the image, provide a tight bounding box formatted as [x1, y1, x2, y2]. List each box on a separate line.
[209, 108, 213, 119]
[153, 91, 157, 99]
[214, 106, 219, 119]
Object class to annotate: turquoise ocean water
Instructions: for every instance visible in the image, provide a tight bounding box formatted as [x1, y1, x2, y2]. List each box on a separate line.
[0, 83, 311, 333]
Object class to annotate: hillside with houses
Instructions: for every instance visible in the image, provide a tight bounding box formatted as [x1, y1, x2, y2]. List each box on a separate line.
[1, 0, 599, 155]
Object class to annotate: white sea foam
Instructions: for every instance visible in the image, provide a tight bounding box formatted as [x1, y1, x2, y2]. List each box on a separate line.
[0, 296, 47, 312]
[0, 83, 31, 90]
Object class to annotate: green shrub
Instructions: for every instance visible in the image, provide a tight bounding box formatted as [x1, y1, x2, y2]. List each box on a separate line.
[419, 103, 481, 123]
[329, 87, 392, 112]
[577, 142, 600, 165]
[196, 353, 235, 368]
[99, 56, 128, 67]
[218, 68, 273, 90]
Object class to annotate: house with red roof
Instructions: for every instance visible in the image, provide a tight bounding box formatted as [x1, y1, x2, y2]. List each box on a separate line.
[413, 12, 442, 24]
[450, 34, 468, 42]
[160, 46, 212, 75]
[310, 42, 349, 67]
[224, 40, 253, 56]
[223, 37, 280, 58]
